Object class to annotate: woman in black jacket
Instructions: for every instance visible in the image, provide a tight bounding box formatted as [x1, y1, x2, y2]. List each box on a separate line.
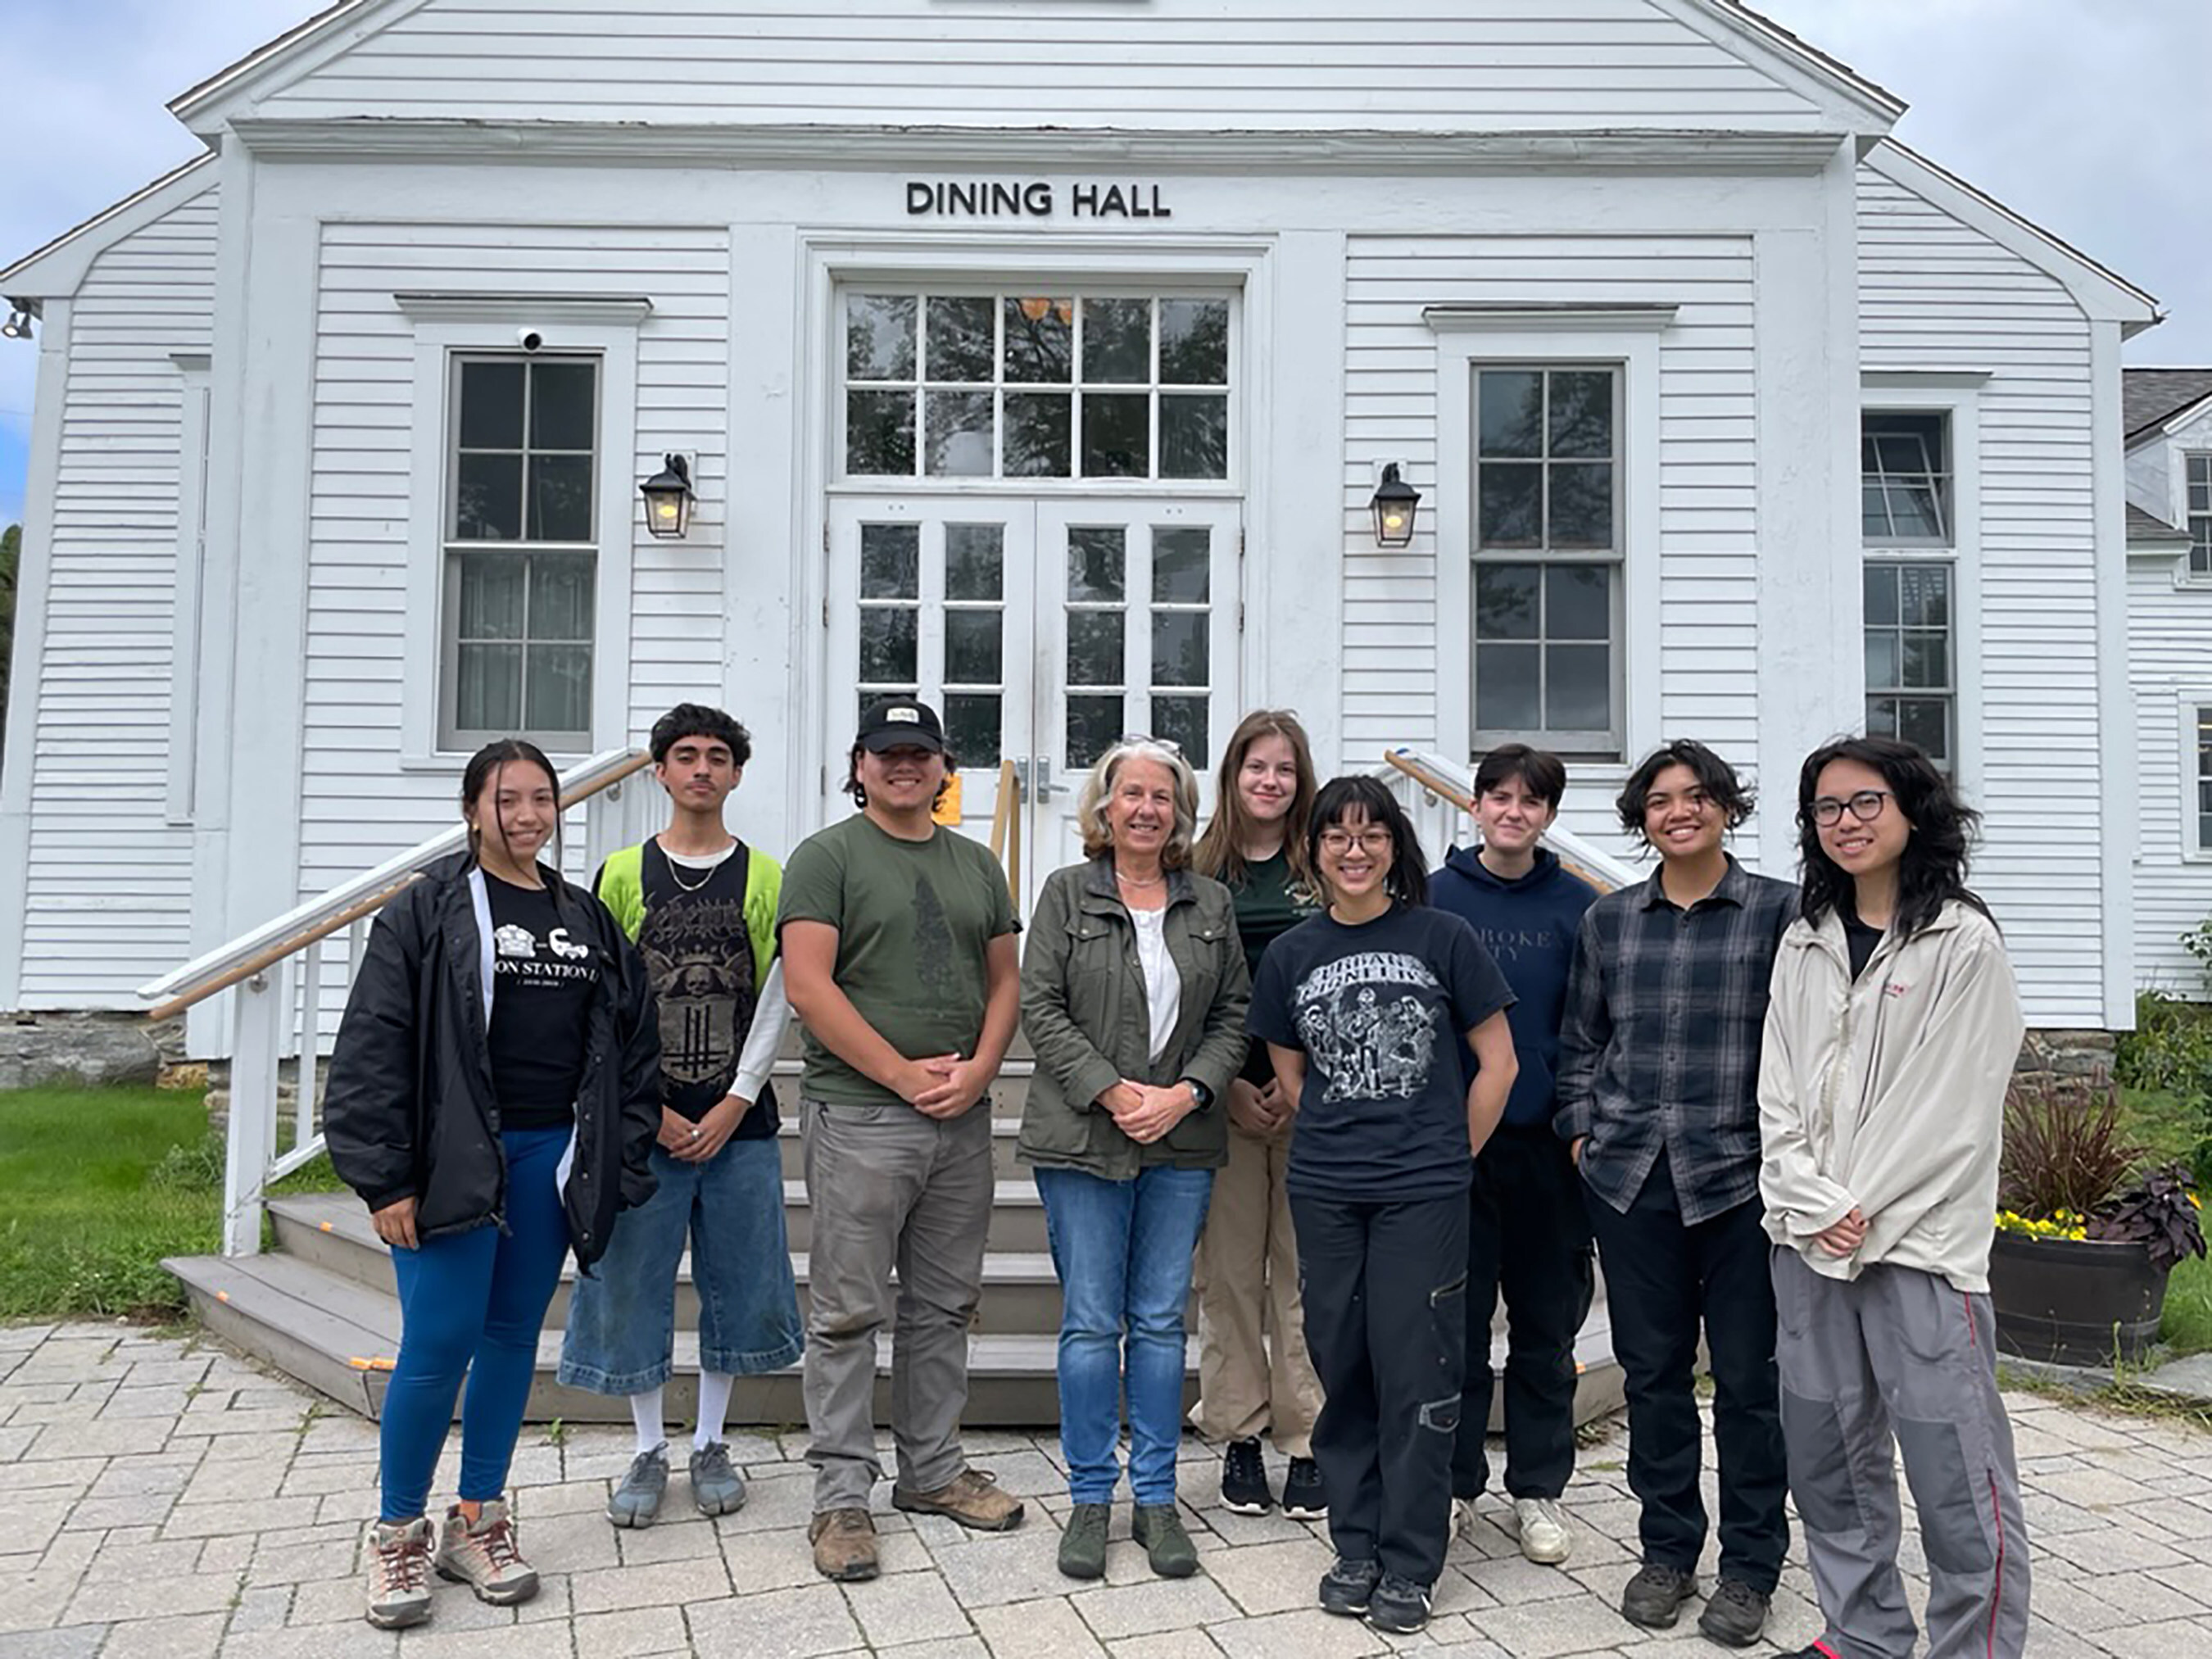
[324, 739, 659, 1632]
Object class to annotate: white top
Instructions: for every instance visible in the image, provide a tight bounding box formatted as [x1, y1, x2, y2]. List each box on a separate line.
[1127, 905, 1181, 1065]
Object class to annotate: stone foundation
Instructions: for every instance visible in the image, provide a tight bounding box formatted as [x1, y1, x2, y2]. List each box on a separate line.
[0, 1009, 188, 1092]
[2014, 1027, 2119, 1085]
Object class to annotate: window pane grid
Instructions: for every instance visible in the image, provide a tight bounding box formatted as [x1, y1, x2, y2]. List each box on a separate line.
[2189, 456, 2212, 577]
[1862, 561, 1954, 769]
[1861, 411, 1952, 546]
[2197, 704, 2212, 853]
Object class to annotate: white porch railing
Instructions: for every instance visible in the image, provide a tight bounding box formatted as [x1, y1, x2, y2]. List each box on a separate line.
[1372, 747, 1641, 894]
[138, 746, 654, 1257]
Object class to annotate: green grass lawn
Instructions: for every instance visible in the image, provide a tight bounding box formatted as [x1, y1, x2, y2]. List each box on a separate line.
[2119, 1086, 2212, 1358]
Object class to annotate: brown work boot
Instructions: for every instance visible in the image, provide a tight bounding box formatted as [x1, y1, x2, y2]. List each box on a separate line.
[891, 1467, 1024, 1532]
[809, 1507, 880, 1581]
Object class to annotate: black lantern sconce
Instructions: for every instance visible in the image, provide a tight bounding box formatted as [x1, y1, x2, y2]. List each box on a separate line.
[1369, 462, 1419, 548]
[0, 306, 33, 342]
[640, 453, 696, 540]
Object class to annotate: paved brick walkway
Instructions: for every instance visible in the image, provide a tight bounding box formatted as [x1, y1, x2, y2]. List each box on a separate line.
[2, 1320, 2209, 1657]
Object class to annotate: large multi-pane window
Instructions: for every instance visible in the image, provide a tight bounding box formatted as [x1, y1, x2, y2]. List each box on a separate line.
[842, 292, 1231, 481]
[1862, 410, 1955, 770]
[2194, 703, 2212, 858]
[1471, 366, 1622, 756]
[441, 356, 599, 750]
[2187, 455, 2212, 578]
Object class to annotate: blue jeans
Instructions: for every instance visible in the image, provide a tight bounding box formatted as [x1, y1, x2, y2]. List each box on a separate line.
[560, 1136, 804, 1391]
[381, 1126, 570, 1522]
[1033, 1163, 1213, 1505]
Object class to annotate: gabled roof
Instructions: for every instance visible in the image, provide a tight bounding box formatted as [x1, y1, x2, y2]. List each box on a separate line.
[1, 153, 218, 300]
[2124, 369, 2212, 448]
[2127, 502, 2191, 545]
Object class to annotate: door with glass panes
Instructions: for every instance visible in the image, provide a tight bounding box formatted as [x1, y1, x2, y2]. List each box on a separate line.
[825, 498, 1240, 915]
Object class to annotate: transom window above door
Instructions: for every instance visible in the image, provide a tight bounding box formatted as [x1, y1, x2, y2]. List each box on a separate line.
[842, 291, 1232, 482]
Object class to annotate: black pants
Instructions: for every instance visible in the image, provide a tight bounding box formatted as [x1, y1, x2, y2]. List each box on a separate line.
[1583, 1155, 1788, 1593]
[1453, 1124, 1596, 1502]
[1290, 1188, 1467, 1588]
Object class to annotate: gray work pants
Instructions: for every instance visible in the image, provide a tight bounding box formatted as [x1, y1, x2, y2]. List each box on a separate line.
[1772, 1247, 2031, 1659]
[800, 1097, 994, 1512]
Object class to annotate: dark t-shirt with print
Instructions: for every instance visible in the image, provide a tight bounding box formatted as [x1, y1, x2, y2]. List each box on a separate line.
[1249, 902, 1515, 1202]
[637, 842, 776, 1135]
[483, 873, 598, 1131]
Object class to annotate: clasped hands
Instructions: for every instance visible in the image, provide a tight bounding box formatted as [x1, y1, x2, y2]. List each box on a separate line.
[894, 1054, 993, 1120]
[1813, 1204, 1869, 1259]
[1097, 1079, 1198, 1145]
[658, 1096, 753, 1163]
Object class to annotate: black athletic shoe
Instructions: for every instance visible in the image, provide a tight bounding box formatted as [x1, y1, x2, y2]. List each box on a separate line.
[1620, 1562, 1698, 1629]
[1281, 1457, 1327, 1519]
[1317, 1556, 1380, 1616]
[1697, 1578, 1771, 1648]
[1364, 1572, 1432, 1635]
[1219, 1438, 1273, 1515]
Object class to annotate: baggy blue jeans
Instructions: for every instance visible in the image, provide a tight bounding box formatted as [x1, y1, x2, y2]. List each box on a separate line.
[1033, 1163, 1213, 1505]
[379, 1126, 571, 1522]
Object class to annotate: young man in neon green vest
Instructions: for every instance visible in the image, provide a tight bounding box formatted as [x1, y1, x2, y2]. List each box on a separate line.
[558, 704, 802, 1528]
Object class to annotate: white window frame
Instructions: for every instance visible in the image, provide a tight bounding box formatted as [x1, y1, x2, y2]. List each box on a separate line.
[2182, 453, 2212, 586]
[2183, 690, 2212, 863]
[396, 297, 643, 767]
[1859, 379, 1983, 799]
[1433, 316, 1664, 769]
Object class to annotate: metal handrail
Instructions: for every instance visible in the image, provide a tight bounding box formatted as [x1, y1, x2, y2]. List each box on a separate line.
[1376, 746, 1640, 893]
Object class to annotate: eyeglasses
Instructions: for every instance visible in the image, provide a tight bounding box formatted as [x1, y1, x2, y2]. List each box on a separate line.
[1318, 829, 1394, 854]
[1810, 790, 1892, 827]
[1115, 732, 1182, 756]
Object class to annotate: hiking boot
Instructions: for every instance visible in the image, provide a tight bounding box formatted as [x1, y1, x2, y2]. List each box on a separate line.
[1698, 1577, 1771, 1648]
[361, 1516, 433, 1630]
[435, 1499, 538, 1607]
[1282, 1456, 1327, 1519]
[689, 1441, 746, 1516]
[1620, 1562, 1698, 1629]
[1318, 1555, 1380, 1616]
[1365, 1571, 1433, 1635]
[608, 1445, 669, 1529]
[892, 1468, 1024, 1531]
[809, 1507, 879, 1581]
[1219, 1437, 1272, 1514]
[1058, 1501, 1111, 1580]
[1512, 1495, 1571, 1564]
[1131, 1503, 1199, 1579]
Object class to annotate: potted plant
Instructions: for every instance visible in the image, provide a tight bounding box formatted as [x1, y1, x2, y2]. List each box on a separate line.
[1990, 1069, 2207, 1365]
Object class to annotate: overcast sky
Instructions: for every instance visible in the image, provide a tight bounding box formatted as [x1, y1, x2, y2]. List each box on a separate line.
[2, 0, 2207, 527]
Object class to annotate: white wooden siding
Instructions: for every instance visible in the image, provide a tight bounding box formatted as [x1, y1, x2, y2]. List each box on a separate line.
[301, 222, 731, 891]
[1340, 233, 1757, 857]
[1856, 165, 2105, 1022]
[19, 188, 219, 1005]
[2128, 562, 2212, 999]
[252, 0, 1820, 130]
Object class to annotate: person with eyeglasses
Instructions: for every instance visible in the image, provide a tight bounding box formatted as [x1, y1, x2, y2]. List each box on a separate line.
[1017, 737, 1251, 1581]
[1758, 736, 2030, 1659]
[1554, 739, 1795, 1647]
[1248, 776, 1516, 1636]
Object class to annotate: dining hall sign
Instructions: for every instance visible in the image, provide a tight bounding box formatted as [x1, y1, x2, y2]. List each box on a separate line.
[904, 179, 1172, 219]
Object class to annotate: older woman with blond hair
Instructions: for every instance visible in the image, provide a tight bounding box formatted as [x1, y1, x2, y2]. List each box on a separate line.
[1018, 737, 1252, 1584]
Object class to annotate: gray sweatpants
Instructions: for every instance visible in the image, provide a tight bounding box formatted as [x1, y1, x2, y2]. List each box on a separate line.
[1772, 1247, 2030, 1659]
[800, 1097, 994, 1512]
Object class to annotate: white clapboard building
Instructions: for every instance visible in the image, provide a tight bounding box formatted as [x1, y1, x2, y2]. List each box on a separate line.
[0, 0, 2173, 1047]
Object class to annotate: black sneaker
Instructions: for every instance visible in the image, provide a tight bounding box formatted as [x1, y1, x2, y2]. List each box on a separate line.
[1281, 1457, 1327, 1519]
[1698, 1578, 1771, 1648]
[1220, 1438, 1273, 1515]
[1365, 1572, 1432, 1635]
[1620, 1562, 1698, 1629]
[1318, 1555, 1380, 1616]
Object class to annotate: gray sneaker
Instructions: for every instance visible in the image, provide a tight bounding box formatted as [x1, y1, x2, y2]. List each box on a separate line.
[361, 1516, 433, 1630]
[436, 1498, 538, 1606]
[609, 1444, 669, 1529]
[689, 1441, 746, 1516]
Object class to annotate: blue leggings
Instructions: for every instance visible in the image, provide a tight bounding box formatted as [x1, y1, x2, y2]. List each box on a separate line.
[380, 1126, 572, 1522]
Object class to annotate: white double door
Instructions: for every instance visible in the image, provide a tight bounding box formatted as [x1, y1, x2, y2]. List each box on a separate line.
[826, 496, 1241, 913]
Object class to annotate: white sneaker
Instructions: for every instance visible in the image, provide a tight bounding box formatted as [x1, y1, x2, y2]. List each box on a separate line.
[1513, 1496, 1572, 1564]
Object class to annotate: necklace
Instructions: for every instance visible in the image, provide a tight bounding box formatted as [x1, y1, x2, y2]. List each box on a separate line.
[662, 842, 731, 894]
[1115, 868, 1164, 889]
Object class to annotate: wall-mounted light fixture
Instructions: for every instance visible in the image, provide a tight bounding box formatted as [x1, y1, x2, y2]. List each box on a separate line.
[639, 453, 696, 539]
[1370, 461, 1419, 548]
[1, 306, 33, 342]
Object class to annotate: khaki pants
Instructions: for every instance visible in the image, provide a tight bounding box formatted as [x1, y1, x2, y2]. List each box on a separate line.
[1194, 1123, 1322, 1455]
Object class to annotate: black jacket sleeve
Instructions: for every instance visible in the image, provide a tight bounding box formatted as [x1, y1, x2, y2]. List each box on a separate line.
[608, 921, 663, 1208]
[324, 895, 427, 1213]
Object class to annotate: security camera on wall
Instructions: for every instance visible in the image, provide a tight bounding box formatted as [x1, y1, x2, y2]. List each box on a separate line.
[516, 327, 545, 353]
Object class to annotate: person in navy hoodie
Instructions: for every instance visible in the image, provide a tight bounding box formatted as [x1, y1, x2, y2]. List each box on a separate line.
[1429, 745, 1599, 1567]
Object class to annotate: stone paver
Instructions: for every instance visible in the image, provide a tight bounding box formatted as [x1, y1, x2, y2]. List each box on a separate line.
[0, 1324, 2206, 1654]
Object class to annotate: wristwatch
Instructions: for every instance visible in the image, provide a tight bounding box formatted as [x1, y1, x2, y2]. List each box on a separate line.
[1183, 1078, 1214, 1110]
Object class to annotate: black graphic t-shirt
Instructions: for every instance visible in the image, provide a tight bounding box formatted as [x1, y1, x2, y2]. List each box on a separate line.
[484, 873, 598, 1131]
[639, 842, 775, 1134]
[1249, 902, 1515, 1202]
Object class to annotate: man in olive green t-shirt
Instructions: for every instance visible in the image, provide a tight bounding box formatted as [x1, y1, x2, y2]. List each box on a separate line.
[778, 697, 1023, 1581]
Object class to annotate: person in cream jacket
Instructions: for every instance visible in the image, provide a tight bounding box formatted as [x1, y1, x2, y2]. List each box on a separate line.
[1757, 736, 2028, 1659]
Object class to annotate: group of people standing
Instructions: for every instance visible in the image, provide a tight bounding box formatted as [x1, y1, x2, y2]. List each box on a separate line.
[325, 694, 2032, 1659]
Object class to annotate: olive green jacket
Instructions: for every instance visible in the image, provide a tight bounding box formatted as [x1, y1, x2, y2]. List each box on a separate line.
[1017, 857, 1251, 1178]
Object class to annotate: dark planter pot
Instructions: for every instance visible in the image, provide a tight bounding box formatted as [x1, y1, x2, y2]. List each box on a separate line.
[1987, 1230, 2169, 1367]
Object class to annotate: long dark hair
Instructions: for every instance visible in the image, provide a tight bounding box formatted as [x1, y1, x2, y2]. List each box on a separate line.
[1795, 734, 1988, 940]
[1194, 709, 1318, 890]
[461, 737, 564, 879]
[1306, 775, 1428, 909]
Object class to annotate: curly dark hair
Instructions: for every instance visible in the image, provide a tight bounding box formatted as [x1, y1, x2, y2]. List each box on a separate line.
[650, 703, 752, 768]
[1306, 775, 1429, 908]
[1795, 734, 1989, 940]
[1616, 739, 1753, 844]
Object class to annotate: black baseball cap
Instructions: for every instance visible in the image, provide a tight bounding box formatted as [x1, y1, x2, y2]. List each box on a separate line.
[856, 696, 945, 753]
